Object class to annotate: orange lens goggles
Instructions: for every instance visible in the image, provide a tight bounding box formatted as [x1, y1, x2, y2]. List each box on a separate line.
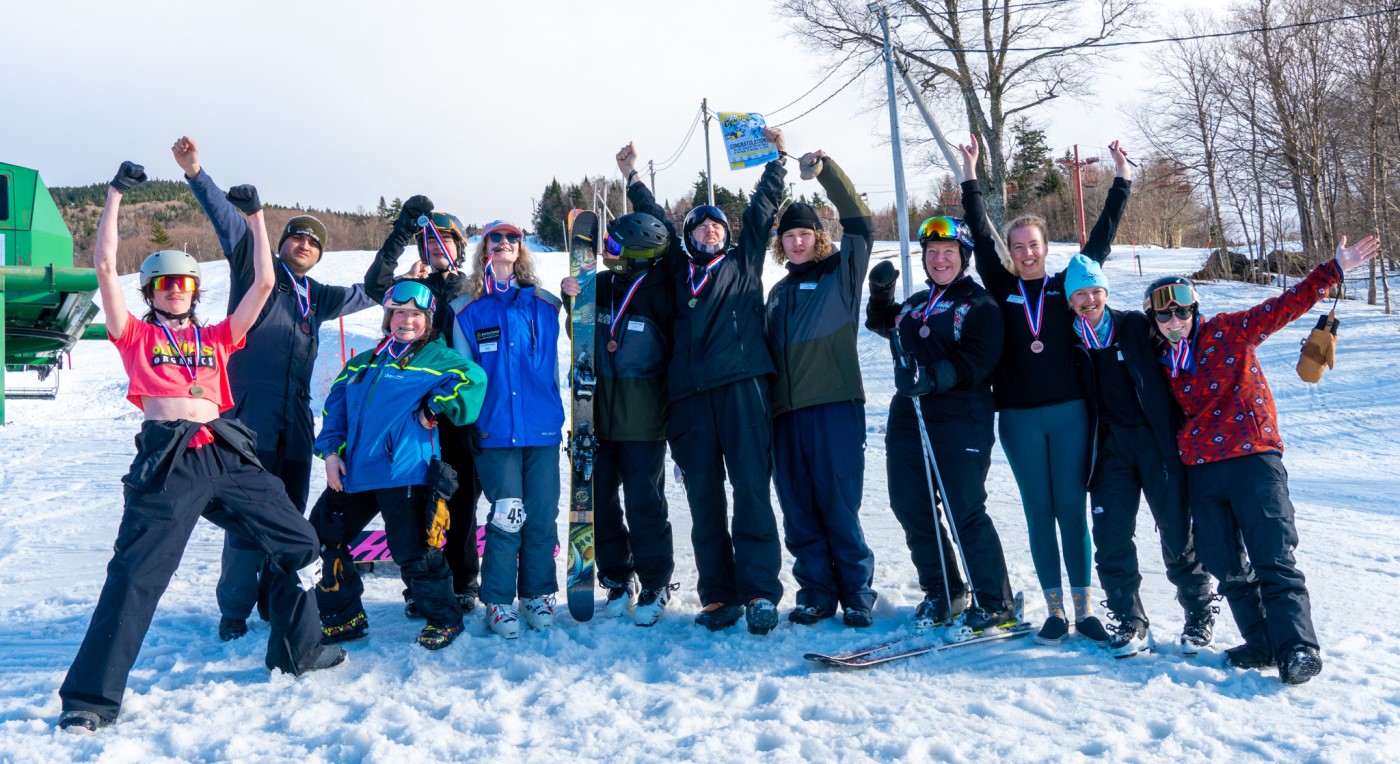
[152, 275, 197, 292]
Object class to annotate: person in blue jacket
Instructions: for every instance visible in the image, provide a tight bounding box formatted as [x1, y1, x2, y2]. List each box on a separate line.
[310, 280, 487, 651]
[172, 137, 395, 642]
[450, 221, 566, 639]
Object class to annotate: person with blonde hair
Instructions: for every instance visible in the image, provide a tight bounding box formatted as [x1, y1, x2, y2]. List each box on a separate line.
[963, 135, 1132, 646]
[764, 147, 878, 627]
[450, 221, 565, 639]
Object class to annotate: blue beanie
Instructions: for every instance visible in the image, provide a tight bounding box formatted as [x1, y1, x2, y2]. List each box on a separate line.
[1064, 254, 1109, 297]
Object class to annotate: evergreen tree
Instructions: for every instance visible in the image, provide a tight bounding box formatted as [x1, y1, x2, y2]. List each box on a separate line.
[149, 221, 173, 248]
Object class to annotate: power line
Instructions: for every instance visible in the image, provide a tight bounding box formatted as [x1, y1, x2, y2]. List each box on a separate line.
[898, 6, 1399, 55]
[765, 50, 860, 117]
[653, 108, 705, 172]
[773, 57, 882, 128]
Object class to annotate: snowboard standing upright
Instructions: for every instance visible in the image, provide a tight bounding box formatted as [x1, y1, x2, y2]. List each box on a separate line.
[565, 209, 599, 621]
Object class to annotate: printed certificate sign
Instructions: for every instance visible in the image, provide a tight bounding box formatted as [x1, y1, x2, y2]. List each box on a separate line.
[719, 112, 779, 170]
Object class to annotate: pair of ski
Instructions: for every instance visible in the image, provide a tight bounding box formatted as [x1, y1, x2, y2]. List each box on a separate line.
[805, 593, 1033, 669]
[564, 209, 600, 622]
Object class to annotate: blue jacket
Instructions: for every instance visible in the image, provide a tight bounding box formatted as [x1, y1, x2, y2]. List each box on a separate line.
[449, 285, 565, 449]
[313, 337, 487, 493]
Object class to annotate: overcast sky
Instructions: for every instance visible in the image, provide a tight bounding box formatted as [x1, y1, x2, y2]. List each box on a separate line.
[4, 0, 1214, 230]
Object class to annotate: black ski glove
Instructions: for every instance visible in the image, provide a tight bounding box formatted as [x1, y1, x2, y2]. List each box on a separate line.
[423, 458, 459, 548]
[869, 261, 898, 298]
[398, 195, 435, 233]
[225, 184, 262, 215]
[110, 161, 147, 192]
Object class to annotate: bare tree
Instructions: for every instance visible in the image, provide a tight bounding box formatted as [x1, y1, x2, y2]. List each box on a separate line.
[776, 0, 1145, 225]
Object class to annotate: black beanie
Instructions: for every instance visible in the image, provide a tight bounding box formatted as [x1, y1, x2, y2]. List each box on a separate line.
[777, 203, 823, 236]
[278, 215, 329, 253]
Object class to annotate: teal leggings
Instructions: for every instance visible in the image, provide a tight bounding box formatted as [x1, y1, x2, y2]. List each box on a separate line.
[998, 400, 1093, 590]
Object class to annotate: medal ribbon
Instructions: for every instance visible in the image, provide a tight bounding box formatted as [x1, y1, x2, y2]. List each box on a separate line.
[157, 322, 203, 383]
[1017, 279, 1045, 341]
[912, 286, 948, 325]
[1168, 338, 1192, 378]
[484, 261, 516, 295]
[279, 261, 311, 320]
[687, 253, 727, 299]
[1078, 315, 1115, 349]
[376, 338, 413, 361]
[608, 273, 647, 339]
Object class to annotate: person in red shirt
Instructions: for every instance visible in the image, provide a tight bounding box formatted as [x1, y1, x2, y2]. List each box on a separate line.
[57, 162, 343, 733]
[1149, 234, 1380, 685]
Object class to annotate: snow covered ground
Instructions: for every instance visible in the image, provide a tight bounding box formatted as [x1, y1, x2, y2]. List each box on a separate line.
[2, 237, 1399, 762]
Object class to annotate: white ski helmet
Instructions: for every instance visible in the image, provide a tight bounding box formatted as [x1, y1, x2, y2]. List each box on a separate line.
[139, 250, 201, 287]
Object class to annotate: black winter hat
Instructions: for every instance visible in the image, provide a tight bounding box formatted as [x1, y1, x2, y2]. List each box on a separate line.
[279, 215, 328, 254]
[777, 203, 823, 236]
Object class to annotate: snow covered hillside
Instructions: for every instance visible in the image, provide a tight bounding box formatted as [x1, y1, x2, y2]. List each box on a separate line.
[1, 238, 1398, 762]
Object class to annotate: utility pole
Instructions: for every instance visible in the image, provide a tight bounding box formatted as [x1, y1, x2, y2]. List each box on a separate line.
[1056, 145, 1099, 248]
[647, 159, 656, 194]
[871, 2, 912, 298]
[701, 98, 715, 207]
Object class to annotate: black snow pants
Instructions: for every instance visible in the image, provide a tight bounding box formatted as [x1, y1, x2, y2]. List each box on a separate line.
[419, 419, 482, 597]
[1090, 423, 1213, 624]
[1187, 452, 1317, 659]
[311, 485, 462, 629]
[61, 423, 323, 723]
[885, 405, 1013, 609]
[666, 377, 783, 606]
[594, 439, 675, 591]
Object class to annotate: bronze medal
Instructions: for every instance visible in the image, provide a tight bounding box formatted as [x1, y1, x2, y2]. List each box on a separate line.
[607, 340, 619, 353]
[688, 298, 698, 308]
[301, 321, 313, 334]
[919, 325, 931, 339]
[190, 384, 205, 397]
[1030, 340, 1045, 354]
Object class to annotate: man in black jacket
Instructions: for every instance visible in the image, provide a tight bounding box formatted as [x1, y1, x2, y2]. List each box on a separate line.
[620, 133, 786, 635]
[174, 137, 395, 642]
[562, 209, 677, 626]
[1063, 255, 1215, 657]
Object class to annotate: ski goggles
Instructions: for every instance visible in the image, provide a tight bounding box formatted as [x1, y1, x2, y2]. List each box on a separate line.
[488, 231, 522, 244]
[604, 233, 667, 261]
[1148, 283, 1197, 311]
[383, 280, 436, 313]
[918, 216, 973, 249]
[1152, 306, 1195, 323]
[152, 275, 197, 292]
[420, 211, 466, 240]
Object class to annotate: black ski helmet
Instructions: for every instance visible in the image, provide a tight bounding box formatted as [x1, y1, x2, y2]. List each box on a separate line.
[917, 215, 974, 280]
[1143, 275, 1199, 312]
[604, 212, 671, 276]
[681, 205, 730, 259]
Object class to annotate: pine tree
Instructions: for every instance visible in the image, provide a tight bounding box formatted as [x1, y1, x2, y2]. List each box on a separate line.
[149, 221, 173, 248]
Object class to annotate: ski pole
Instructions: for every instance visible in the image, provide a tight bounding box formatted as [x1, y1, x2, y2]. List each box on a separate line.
[417, 215, 459, 270]
[911, 395, 958, 621]
[911, 395, 979, 609]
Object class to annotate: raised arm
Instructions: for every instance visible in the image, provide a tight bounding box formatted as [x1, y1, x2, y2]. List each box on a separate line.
[1081, 140, 1133, 263]
[737, 126, 789, 271]
[958, 136, 1015, 296]
[864, 261, 902, 338]
[173, 136, 251, 258]
[620, 142, 685, 273]
[812, 152, 874, 291]
[223, 185, 274, 343]
[96, 162, 147, 340]
[1227, 235, 1381, 344]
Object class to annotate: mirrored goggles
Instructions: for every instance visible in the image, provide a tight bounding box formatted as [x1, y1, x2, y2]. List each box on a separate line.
[384, 280, 436, 312]
[604, 234, 666, 261]
[1149, 284, 1196, 311]
[152, 275, 197, 292]
[918, 216, 973, 249]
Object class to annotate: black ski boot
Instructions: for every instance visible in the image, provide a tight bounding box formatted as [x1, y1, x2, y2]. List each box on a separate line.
[403, 588, 424, 620]
[746, 598, 779, 635]
[455, 588, 479, 615]
[1279, 645, 1323, 685]
[695, 603, 743, 632]
[1180, 601, 1218, 656]
[1106, 614, 1153, 658]
[218, 617, 248, 642]
[842, 608, 874, 628]
[1224, 643, 1274, 670]
[963, 601, 1017, 633]
[788, 603, 835, 626]
[912, 589, 967, 633]
[58, 710, 108, 733]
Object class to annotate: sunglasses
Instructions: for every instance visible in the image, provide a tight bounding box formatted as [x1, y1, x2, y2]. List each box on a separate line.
[488, 232, 522, 244]
[152, 275, 197, 292]
[384, 280, 436, 312]
[1153, 306, 1195, 322]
